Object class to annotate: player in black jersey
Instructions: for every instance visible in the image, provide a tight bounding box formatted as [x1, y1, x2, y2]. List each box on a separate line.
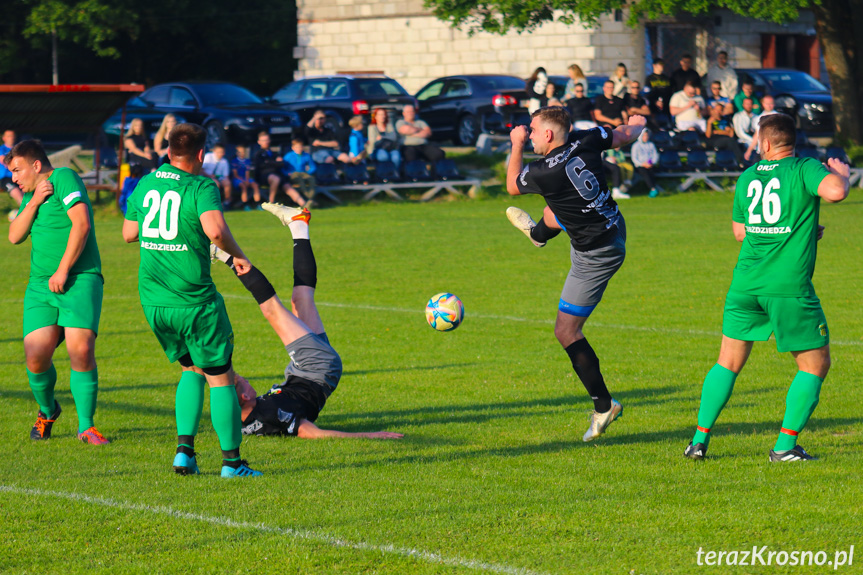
[212, 203, 403, 440]
[505, 106, 646, 442]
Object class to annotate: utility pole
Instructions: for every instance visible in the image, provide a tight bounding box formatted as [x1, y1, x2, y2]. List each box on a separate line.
[51, 27, 58, 85]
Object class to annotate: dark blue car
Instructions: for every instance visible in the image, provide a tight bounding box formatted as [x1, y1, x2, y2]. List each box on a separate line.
[736, 68, 833, 136]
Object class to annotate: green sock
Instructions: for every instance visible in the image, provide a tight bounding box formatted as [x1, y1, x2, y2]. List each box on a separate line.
[774, 371, 824, 452]
[70, 368, 99, 433]
[27, 364, 57, 415]
[209, 385, 242, 452]
[176, 371, 206, 437]
[692, 364, 738, 447]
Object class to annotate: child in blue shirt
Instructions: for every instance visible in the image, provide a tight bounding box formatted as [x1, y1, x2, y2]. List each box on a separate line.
[281, 138, 314, 207]
[347, 115, 368, 164]
[232, 145, 261, 210]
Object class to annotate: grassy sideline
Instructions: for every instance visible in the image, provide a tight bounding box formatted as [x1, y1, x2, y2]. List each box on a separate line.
[1, 191, 862, 574]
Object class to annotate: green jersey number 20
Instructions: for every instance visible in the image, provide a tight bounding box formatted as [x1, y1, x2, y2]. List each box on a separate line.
[142, 190, 182, 240]
[747, 177, 782, 224]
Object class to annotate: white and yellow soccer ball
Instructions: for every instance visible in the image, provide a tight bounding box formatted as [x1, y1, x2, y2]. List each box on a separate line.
[425, 293, 464, 332]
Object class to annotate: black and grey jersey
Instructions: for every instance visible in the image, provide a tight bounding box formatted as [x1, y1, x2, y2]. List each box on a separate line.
[516, 127, 622, 251]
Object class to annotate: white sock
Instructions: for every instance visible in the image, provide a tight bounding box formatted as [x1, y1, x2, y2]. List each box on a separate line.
[288, 219, 309, 240]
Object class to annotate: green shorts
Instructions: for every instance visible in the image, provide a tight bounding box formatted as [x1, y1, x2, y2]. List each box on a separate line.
[722, 290, 829, 353]
[143, 293, 234, 369]
[23, 273, 103, 337]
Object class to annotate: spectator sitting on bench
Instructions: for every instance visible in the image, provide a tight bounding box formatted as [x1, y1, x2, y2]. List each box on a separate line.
[347, 116, 368, 165]
[281, 138, 313, 208]
[396, 105, 444, 164]
[118, 163, 144, 215]
[707, 102, 744, 168]
[706, 80, 734, 117]
[124, 117, 157, 172]
[367, 108, 402, 169]
[254, 131, 285, 205]
[631, 129, 659, 198]
[566, 83, 597, 130]
[733, 97, 756, 147]
[624, 81, 652, 122]
[0, 129, 24, 220]
[670, 81, 707, 132]
[305, 110, 350, 165]
[594, 80, 628, 128]
[202, 144, 233, 207]
[744, 95, 779, 161]
[232, 145, 261, 210]
[733, 80, 762, 114]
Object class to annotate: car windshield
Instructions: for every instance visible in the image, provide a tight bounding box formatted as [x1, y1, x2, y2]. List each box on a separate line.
[194, 84, 264, 106]
[355, 79, 408, 97]
[473, 76, 526, 91]
[757, 71, 827, 93]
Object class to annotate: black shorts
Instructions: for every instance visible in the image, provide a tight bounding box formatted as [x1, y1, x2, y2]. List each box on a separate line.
[256, 170, 280, 187]
[240, 376, 328, 436]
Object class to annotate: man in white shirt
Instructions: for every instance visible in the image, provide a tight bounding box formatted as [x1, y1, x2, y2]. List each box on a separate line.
[744, 95, 779, 161]
[669, 81, 707, 132]
[202, 144, 233, 205]
[732, 98, 756, 146]
[707, 51, 738, 99]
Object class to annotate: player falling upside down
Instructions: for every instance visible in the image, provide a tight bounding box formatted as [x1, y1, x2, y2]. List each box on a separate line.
[212, 203, 403, 440]
[684, 113, 850, 462]
[504, 107, 646, 442]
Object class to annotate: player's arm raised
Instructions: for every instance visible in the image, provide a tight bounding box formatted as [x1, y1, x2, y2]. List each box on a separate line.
[49, 203, 91, 293]
[611, 115, 646, 148]
[818, 158, 850, 203]
[200, 210, 252, 275]
[506, 125, 529, 196]
[8, 179, 53, 244]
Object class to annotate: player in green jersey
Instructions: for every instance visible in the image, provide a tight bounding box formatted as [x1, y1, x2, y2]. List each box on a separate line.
[6, 140, 108, 445]
[684, 113, 850, 462]
[123, 123, 260, 478]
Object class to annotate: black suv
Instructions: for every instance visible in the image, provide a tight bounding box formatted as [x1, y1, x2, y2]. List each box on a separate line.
[102, 81, 302, 149]
[270, 75, 416, 130]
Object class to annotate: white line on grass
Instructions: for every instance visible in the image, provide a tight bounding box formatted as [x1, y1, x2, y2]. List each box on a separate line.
[0, 485, 549, 575]
[1, 294, 860, 346]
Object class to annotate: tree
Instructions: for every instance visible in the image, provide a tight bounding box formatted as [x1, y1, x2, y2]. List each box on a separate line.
[424, 0, 863, 144]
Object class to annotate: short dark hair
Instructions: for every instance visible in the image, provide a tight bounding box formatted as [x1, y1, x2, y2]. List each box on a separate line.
[681, 54, 693, 60]
[531, 106, 571, 134]
[653, 58, 664, 65]
[168, 123, 206, 160]
[718, 50, 728, 57]
[684, 80, 698, 88]
[742, 80, 754, 87]
[6, 139, 50, 168]
[759, 113, 795, 148]
[711, 80, 721, 87]
[291, 138, 305, 146]
[258, 131, 270, 139]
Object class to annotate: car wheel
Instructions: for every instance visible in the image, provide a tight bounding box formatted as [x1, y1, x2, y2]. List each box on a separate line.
[456, 114, 479, 146]
[205, 121, 226, 149]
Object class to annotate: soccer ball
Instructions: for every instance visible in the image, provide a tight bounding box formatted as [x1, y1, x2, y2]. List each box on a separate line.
[425, 293, 464, 332]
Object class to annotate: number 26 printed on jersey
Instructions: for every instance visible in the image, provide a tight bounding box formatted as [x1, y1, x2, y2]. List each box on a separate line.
[142, 190, 182, 240]
[747, 177, 782, 225]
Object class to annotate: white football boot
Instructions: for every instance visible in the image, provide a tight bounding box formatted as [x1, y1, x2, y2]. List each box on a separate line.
[583, 399, 623, 442]
[505, 207, 545, 247]
[261, 202, 311, 226]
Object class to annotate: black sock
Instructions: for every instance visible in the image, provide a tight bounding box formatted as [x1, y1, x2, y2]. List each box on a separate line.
[530, 218, 562, 243]
[222, 448, 241, 468]
[176, 436, 195, 456]
[225, 257, 277, 304]
[293, 239, 317, 288]
[564, 338, 612, 412]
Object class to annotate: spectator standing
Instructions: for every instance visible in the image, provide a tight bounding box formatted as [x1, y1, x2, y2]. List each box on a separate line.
[366, 108, 402, 169]
[526, 67, 549, 114]
[562, 64, 588, 103]
[305, 110, 349, 165]
[706, 103, 744, 167]
[645, 58, 673, 116]
[153, 114, 177, 165]
[281, 138, 313, 208]
[347, 116, 368, 164]
[706, 81, 734, 117]
[202, 144, 233, 206]
[594, 80, 628, 128]
[231, 145, 261, 210]
[396, 104, 445, 163]
[671, 54, 702, 94]
[745, 95, 779, 161]
[566, 84, 597, 130]
[630, 129, 660, 198]
[610, 63, 630, 98]
[0, 129, 24, 220]
[733, 98, 756, 146]
[733, 81, 763, 114]
[707, 51, 738, 99]
[124, 118, 157, 172]
[670, 81, 707, 132]
[253, 131, 284, 202]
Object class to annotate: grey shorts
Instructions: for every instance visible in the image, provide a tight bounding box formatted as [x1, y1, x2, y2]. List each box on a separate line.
[558, 220, 626, 317]
[283, 332, 342, 393]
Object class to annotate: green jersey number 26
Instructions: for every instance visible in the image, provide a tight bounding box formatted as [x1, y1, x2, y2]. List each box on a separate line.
[142, 190, 182, 240]
[747, 177, 782, 224]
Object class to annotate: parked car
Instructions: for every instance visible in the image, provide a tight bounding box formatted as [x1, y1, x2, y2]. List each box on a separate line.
[102, 81, 301, 149]
[414, 75, 532, 146]
[269, 74, 415, 133]
[548, 75, 607, 100]
[736, 68, 833, 136]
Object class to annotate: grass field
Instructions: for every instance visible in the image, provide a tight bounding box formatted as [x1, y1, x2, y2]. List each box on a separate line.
[1, 190, 862, 574]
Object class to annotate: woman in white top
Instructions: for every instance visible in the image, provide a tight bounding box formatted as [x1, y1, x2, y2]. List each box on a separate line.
[610, 63, 630, 98]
